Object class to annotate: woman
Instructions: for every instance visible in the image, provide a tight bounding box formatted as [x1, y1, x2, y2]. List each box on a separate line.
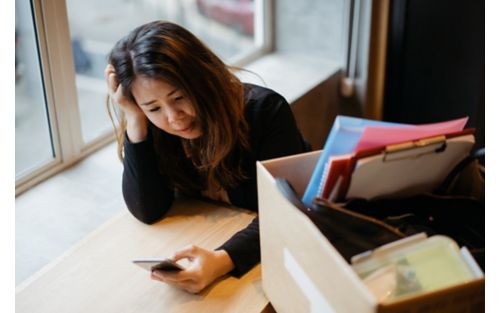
[105, 20, 310, 293]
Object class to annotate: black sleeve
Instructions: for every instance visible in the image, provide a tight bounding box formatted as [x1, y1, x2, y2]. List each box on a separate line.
[218, 94, 310, 277]
[254, 94, 308, 160]
[217, 216, 260, 277]
[122, 132, 174, 224]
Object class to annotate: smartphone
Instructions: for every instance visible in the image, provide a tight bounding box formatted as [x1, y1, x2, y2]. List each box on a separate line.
[132, 258, 184, 272]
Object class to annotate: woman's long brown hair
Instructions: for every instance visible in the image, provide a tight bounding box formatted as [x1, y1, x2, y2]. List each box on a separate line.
[107, 21, 250, 193]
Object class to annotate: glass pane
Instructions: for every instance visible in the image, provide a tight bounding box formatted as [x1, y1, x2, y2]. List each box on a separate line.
[66, 0, 256, 143]
[15, 1, 55, 178]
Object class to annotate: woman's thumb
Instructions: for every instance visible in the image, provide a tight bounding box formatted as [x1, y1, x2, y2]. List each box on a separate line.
[170, 244, 198, 262]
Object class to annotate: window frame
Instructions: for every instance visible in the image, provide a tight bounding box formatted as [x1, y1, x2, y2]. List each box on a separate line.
[15, 0, 273, 196]
[230, 0, 274, 66]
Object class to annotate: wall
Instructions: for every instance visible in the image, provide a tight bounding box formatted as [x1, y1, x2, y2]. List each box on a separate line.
[271, 0, 361, 149]
[275, 0, 348, 62]
[290, 74, 340, 150]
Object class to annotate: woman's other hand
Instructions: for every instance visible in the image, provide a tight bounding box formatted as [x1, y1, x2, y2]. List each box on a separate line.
[105, 64, 148, 142]
[150, 245, 235, 294]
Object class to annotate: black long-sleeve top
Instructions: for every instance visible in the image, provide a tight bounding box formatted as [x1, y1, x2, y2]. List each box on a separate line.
[122, 83, 310, 277]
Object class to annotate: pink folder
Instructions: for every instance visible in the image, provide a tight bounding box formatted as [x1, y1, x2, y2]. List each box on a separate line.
[353, 117, 468, 153]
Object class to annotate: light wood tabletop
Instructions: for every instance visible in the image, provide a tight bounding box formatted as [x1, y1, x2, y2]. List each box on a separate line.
[16, 199, 272, 313]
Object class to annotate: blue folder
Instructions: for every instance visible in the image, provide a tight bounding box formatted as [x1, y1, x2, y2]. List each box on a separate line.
[302, 116, 410, 207]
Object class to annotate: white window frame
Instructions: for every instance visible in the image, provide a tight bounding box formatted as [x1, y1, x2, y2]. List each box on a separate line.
[230, 0, 274, 66]
[15, 0, 273, 196]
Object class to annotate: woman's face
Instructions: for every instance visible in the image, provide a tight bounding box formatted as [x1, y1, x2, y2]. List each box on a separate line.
[131, 76, 202, 139]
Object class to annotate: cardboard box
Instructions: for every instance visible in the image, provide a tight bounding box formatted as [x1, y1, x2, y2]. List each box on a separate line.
[257, 151, 484, 313]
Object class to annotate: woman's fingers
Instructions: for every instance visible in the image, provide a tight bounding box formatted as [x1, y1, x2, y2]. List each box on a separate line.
[104, 64, 147, 129]
[104, 64, 115, 84]
[151, 270, 203, 294]
[170, 245, 199, 262]
[177, 281, 204, 294]
[104, 64, 114, 75]
[105, 72, 134, 110]
[169, 279, 203, 294]
[152, 269, 194, 282]
[105, 64, 119, 97]
[107, 73, 118, 94]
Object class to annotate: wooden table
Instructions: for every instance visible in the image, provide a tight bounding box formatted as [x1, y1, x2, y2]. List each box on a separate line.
[16, 199, 272, 313]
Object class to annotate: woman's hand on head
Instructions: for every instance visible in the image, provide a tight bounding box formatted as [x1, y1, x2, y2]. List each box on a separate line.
[105, 64, 143, 117]
[105, 64, 148, 142]
[150, 245, 235, 294]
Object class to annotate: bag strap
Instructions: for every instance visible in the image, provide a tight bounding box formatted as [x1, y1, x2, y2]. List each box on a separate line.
[435, 147, 485, 195]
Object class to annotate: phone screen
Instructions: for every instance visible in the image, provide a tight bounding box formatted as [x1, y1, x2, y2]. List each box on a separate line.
[133, 258, 184, 272]
[152, 259, 184, 271]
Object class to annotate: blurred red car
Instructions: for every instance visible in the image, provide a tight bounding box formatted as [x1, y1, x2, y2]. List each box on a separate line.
[196, 0, 254, 36]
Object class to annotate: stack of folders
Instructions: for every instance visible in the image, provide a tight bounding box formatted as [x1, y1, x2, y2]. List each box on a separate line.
[302, 116, 474, 207]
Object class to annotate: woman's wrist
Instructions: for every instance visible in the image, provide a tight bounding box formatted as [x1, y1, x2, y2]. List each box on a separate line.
[213, 249, 235, 278]
[125, 114, 148, 143]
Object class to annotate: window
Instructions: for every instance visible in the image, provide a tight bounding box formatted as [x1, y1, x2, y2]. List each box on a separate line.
[15, 1, 56, 179]
[15, 0, 271, 194]
[66, 0, 267, 144]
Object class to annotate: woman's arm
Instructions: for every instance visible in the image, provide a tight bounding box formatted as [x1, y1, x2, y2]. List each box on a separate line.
[217, 216, 260, 277]
[122, 133, 175, 224]
[220, 92, 311, 277]
[106, 64, 174, 223]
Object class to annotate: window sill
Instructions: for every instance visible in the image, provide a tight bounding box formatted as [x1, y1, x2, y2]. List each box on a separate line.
[238, 52, 342, 104]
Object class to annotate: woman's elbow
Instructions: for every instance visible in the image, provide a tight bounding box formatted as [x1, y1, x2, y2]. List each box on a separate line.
[133, 211, 162, 224]
[125, 198, 173, 224]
